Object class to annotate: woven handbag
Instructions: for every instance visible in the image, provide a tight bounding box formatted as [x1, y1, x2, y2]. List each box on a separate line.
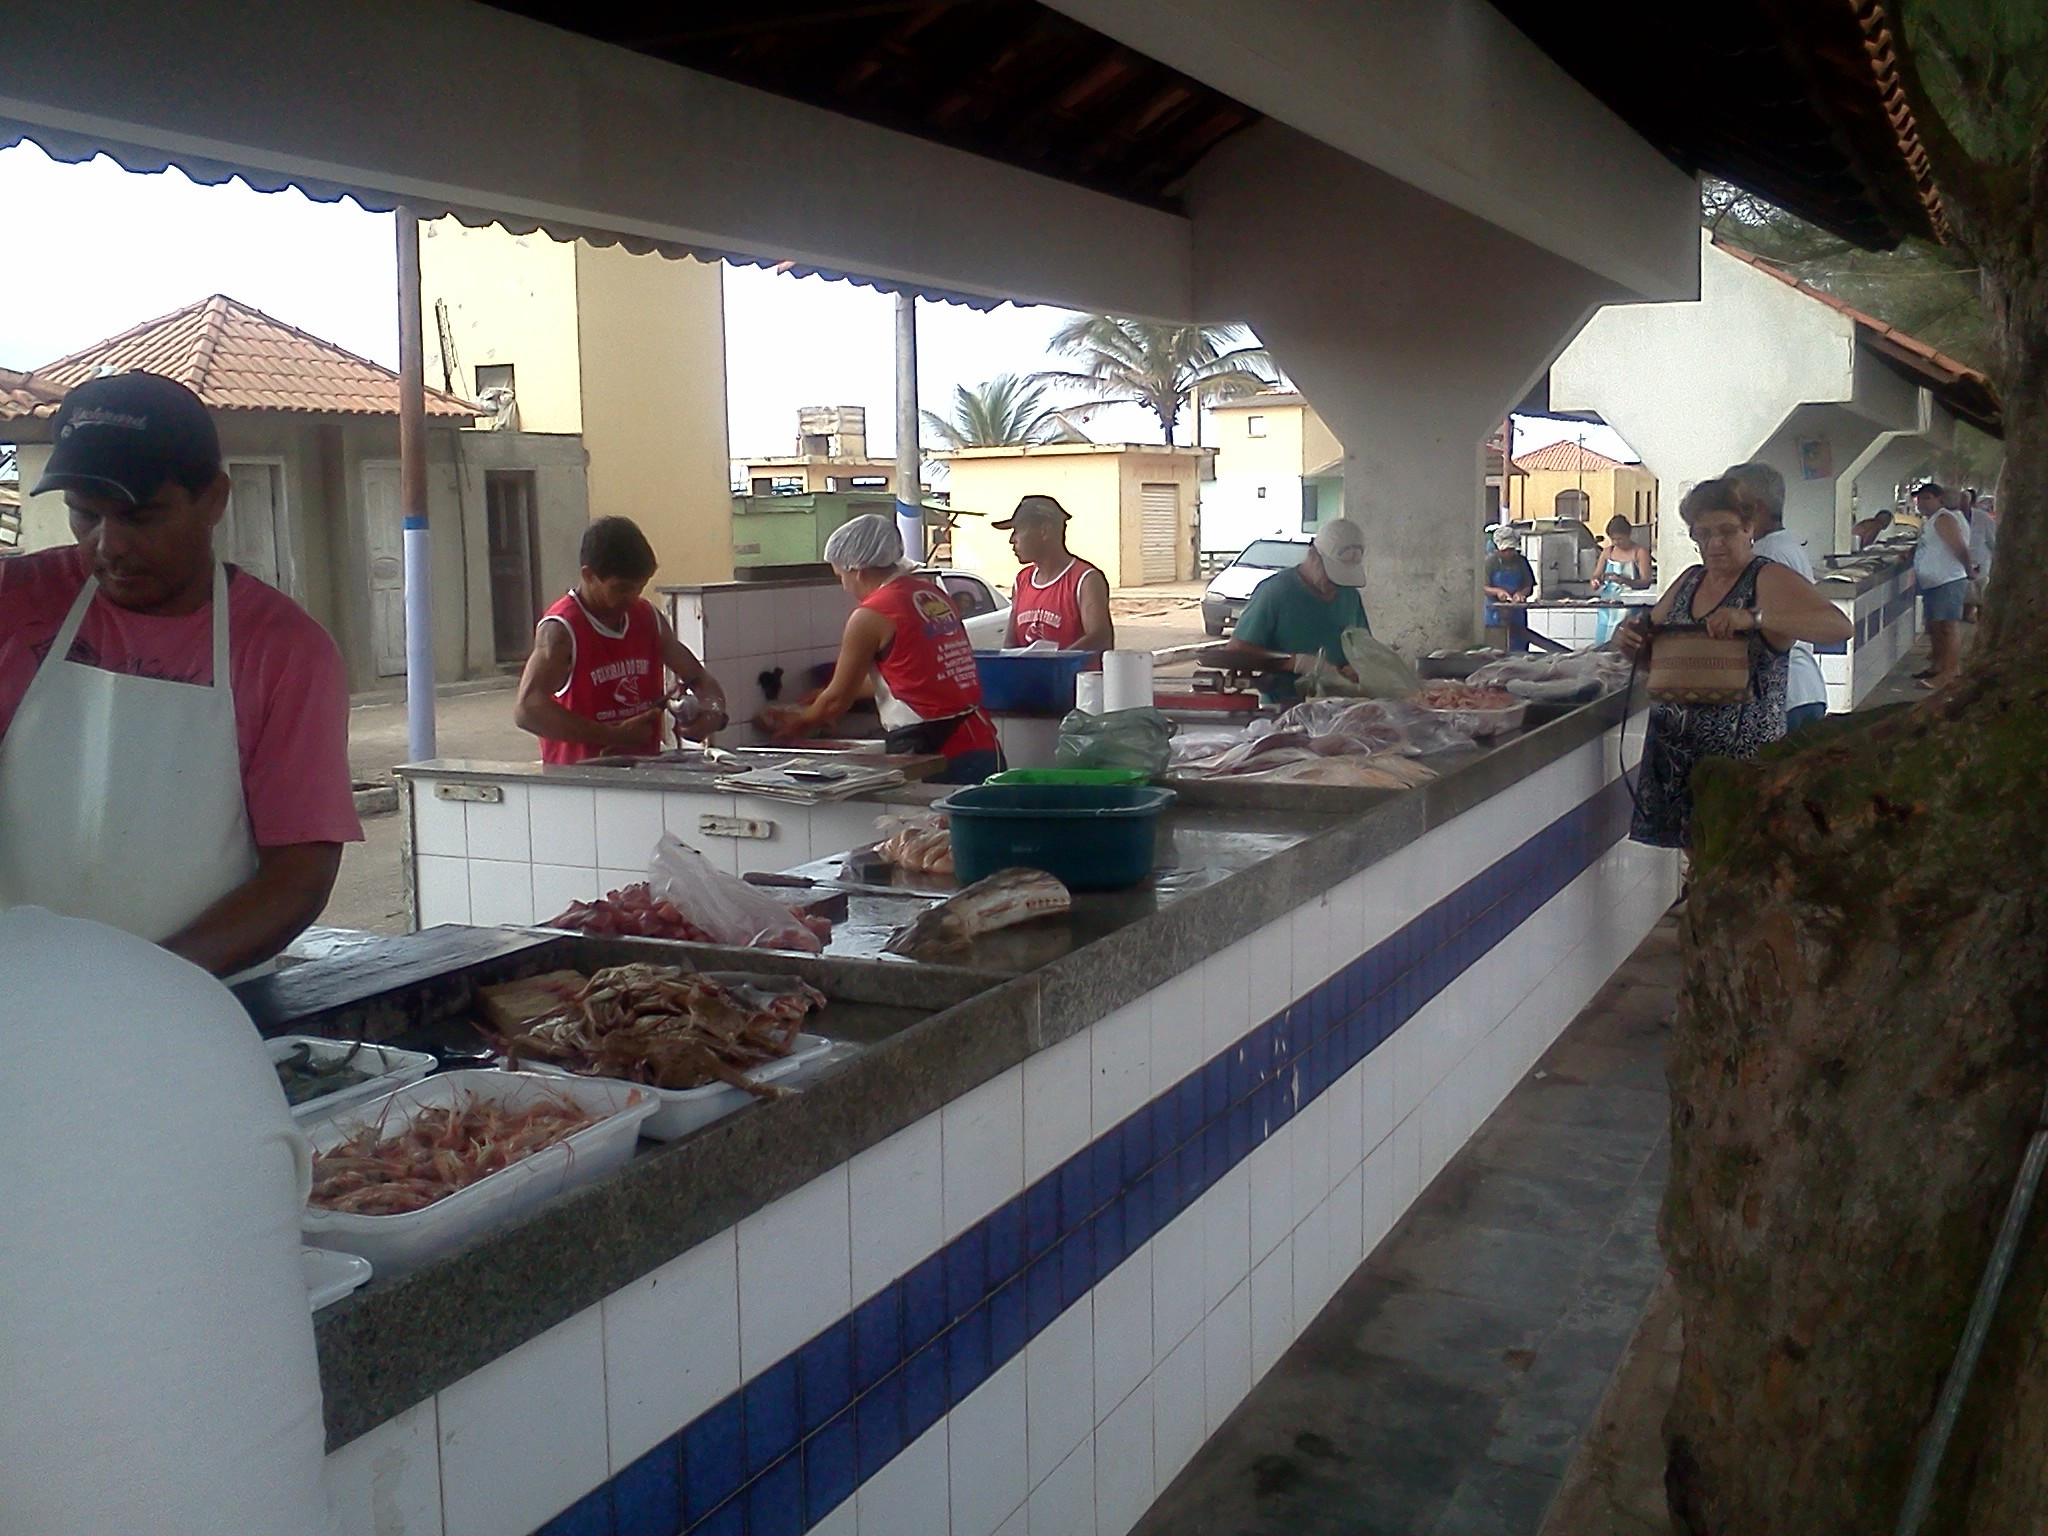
[1645, 624, 1752, 704]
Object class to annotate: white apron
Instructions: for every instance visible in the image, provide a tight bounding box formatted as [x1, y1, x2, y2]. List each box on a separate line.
[0, 564, 258, 942]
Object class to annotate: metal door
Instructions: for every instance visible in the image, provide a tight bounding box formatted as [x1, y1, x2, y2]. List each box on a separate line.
[362, 461, 407, 676]
[1140, 482, 1180, 583]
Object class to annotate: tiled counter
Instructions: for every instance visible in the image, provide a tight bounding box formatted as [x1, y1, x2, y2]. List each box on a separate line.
[1815, 551, 1919, 711]
[321, 695, 1676, 1536]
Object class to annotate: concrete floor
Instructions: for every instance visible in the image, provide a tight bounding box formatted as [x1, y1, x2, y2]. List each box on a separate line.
[1133, 918, 1680, 1536]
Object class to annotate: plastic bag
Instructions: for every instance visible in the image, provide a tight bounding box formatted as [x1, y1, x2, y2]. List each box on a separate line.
[648, 833, 824, 952]
[1467, 649, 1631, 702]
[1342, 628, 1422, 697]
[1055, 706, 1174, 776]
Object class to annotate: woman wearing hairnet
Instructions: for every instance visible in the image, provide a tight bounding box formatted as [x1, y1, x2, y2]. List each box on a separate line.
[756, 515, 1002, 783]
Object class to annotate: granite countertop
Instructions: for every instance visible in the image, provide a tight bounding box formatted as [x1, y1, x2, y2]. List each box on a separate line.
[1817, 548, 1914, 592]
[298, 690, 1631, 1449]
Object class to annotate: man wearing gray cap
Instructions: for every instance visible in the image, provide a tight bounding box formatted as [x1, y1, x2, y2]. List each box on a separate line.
[994, 495, 1114, 651]
[1219, 517, 1371, 703]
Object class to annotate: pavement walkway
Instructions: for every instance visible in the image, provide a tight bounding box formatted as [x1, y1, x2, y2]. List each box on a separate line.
[1134, 917, 1679, 1535]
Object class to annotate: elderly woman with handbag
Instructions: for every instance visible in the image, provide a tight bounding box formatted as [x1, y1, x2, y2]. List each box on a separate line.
[1616, 478, 1853, 848]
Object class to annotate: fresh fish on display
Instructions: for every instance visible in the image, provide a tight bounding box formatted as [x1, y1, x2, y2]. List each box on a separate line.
[884, 868, 1072, 960]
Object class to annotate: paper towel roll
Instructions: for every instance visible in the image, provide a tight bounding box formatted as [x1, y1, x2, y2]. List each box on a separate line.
[1101, 650, 1155, 712]
[1074, 672, 1105, 715]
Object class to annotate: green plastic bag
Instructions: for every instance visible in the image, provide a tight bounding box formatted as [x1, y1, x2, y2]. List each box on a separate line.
[1054, 707, 1174, 776]
[1303, 628, 1420, 699]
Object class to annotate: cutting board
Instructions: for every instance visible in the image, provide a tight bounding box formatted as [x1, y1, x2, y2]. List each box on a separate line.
[475, 970, 587, 1033]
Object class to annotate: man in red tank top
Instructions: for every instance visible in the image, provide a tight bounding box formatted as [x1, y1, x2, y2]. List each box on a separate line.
[755, 514, 1001, 783]
[996, 496, 1114, 651]
[514, 517, 727, 765]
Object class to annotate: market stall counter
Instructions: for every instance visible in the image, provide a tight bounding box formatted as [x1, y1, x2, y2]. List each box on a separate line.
[305, 689, 1674, 1536]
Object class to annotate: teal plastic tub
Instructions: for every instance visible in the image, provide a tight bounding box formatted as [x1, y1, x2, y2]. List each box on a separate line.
[934, 783, 1177, 891]
[982, 768, 1150, 788]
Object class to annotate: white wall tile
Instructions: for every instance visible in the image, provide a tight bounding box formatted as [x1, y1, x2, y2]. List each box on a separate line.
[1291, 894, 1331, 995]
[1093, 1377, 1154, 1536]
[415, 854, 471, 927]
[1202, 941, 1253, 1058]
[1325, 1061, 1365, 1183]
[1150, 1207, 1204, 1364]
[950, 1355, 1029, 1536]
[326, 1398, 442, 1536]
[850, 1114, 943, 1305]
[1245, 1137, 1293, 1265]
[1151, 1328, 1205, 1498]
[1026, 1297, 1094, 1488]
[594, 788, 666, 875]
[1360, 1047, 1396, 1156]
[599, 866, 645, 896]
[464, 785, 531, 864]
[1249, 1238, 1295, 1380]
[1146, 967, 1207, 1095]
[1028, 1439, 1096, 1536]
[1361, 1140, 1401, 1256]
[730, 814, 811, 878]
[995, 1501, 1029, 1536]
[1024, 1032, 1092, 1187]
[1292, 1200, 1332, 1330]
[437, 1308, 606, 1536]
[602, 1231, 741, 1471]
[411, 785, 467, 857]
[468, 859, 535, 928]
[532, 863, 601, 925]
[1092, 1245, 1152, 1424]
[1289, 1093, 1329, 1227]
[528, 784, 597, 868]
[737, 1166, 851, 1378]
[1202, 1167, 1250, 1313]
[1204, 1278, 1251, 1436]
[858, 1417, 949, 1536]
[1090, 998, 1152, 1136]
[662, 791, 737, 845]
[810, 1495, 859, 1536]
[1245, 921, 1291, 1026]
[810, 801, 886, 863]
[1329, 1166, 1365, 1285]
[943, 1066, 1025, 1241]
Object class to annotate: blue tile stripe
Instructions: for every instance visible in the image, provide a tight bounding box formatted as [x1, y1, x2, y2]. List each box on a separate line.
[538, 772, 1637, 1536]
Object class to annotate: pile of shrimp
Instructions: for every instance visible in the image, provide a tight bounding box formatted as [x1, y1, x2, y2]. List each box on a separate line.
[309, 1092, 596, 1216]
[497, 963, 826, 1095]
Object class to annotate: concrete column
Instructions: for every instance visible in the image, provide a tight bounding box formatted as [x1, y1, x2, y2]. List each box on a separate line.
[1189, 125, 1631, 654]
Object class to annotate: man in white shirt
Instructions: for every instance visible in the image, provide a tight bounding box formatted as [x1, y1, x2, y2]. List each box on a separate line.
[1726, 462, 1830, 729]
[1911, 482, 1975, 688]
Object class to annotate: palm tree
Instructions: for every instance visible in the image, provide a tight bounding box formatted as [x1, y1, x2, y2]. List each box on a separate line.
[1032, 316, 1277, 444]
[920, 373, 1082, 449]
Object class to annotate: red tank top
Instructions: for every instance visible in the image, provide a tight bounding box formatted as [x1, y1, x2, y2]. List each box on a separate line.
[862, 575, 998, 758]
[1011, 557, 1101, 648]
[537, 592, 665, 765]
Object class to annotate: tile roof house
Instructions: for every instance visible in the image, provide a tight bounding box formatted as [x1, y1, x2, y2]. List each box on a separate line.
[1504, 439, 1659, 532]
[2, 297, 589, 690]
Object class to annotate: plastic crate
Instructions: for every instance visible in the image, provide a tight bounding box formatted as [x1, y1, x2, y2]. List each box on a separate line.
[935, 782, 1176, 891]
[973, 651, 1096, 714]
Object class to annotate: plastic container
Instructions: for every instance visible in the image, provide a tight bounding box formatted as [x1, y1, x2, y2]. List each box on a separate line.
[973, 651, 1096, 714]
[524, 1033, 835, 1141]
[300, 1247, 372, 1311]
[300, 1070, 656, 1277]
[268, 1035, 437, 1125]
[983, 768, 1150, 788]
[935, 783, 1177, 890]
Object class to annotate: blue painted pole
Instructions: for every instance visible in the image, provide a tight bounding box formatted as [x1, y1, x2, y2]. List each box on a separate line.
[894, 292, 924, 563]
[397, 209, 436, 760]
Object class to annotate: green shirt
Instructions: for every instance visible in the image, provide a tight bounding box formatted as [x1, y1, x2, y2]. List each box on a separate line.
[1234, 565, 1370, 702]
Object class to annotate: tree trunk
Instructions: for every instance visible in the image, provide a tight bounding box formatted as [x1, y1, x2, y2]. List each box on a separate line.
[1661, 236, 2048, 1528]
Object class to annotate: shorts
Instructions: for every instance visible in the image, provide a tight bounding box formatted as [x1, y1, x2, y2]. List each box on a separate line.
[1921, 578, 1967, 625]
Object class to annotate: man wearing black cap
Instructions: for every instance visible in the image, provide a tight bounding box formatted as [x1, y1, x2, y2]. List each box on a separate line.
[994, 495, 1114, 652]
[0, 372, 361, 975]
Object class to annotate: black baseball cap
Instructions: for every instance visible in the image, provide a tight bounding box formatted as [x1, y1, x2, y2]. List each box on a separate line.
[992, 494, 1071, 530]
[32, 372, 221, 506]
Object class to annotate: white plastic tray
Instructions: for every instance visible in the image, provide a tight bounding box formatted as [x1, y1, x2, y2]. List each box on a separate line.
[301, 1246, 373, 1311]
[526, 1033, 835, 1141]
[269, 1035, 437, 1125]
[300, 1070, 656, 1277]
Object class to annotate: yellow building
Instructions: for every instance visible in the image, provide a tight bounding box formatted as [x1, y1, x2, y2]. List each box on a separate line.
[419, 220, 734, 583]
[941, 443, 1213, 588]
[1200, 392, 1346, 551]
[1502, 440, 1658, 532]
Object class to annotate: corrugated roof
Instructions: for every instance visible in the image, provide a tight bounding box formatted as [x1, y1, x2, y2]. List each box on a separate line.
[1714, 239, 2001, 436]
[19, 295, 477, 420]
[1515, 440, 1629, 472]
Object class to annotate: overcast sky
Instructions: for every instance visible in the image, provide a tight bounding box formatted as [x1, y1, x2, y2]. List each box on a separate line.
[0, 141, 1638, 465]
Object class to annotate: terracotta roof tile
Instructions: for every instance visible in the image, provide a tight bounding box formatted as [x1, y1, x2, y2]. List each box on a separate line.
[1515, 440, 1629, 473]
[18, 295, 477, 420]
[0, 367, 63, 420]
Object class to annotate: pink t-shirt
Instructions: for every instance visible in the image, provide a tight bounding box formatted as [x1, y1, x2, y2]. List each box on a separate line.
[0, 547, 363, 847]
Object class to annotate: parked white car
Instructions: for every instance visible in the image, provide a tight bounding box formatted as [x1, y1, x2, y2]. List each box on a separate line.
[1200, 537, 1311, 635]
[915, 567, 1013, 649]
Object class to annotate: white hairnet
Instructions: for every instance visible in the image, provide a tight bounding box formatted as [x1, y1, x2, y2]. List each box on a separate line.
[823, 513, 906, 572]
